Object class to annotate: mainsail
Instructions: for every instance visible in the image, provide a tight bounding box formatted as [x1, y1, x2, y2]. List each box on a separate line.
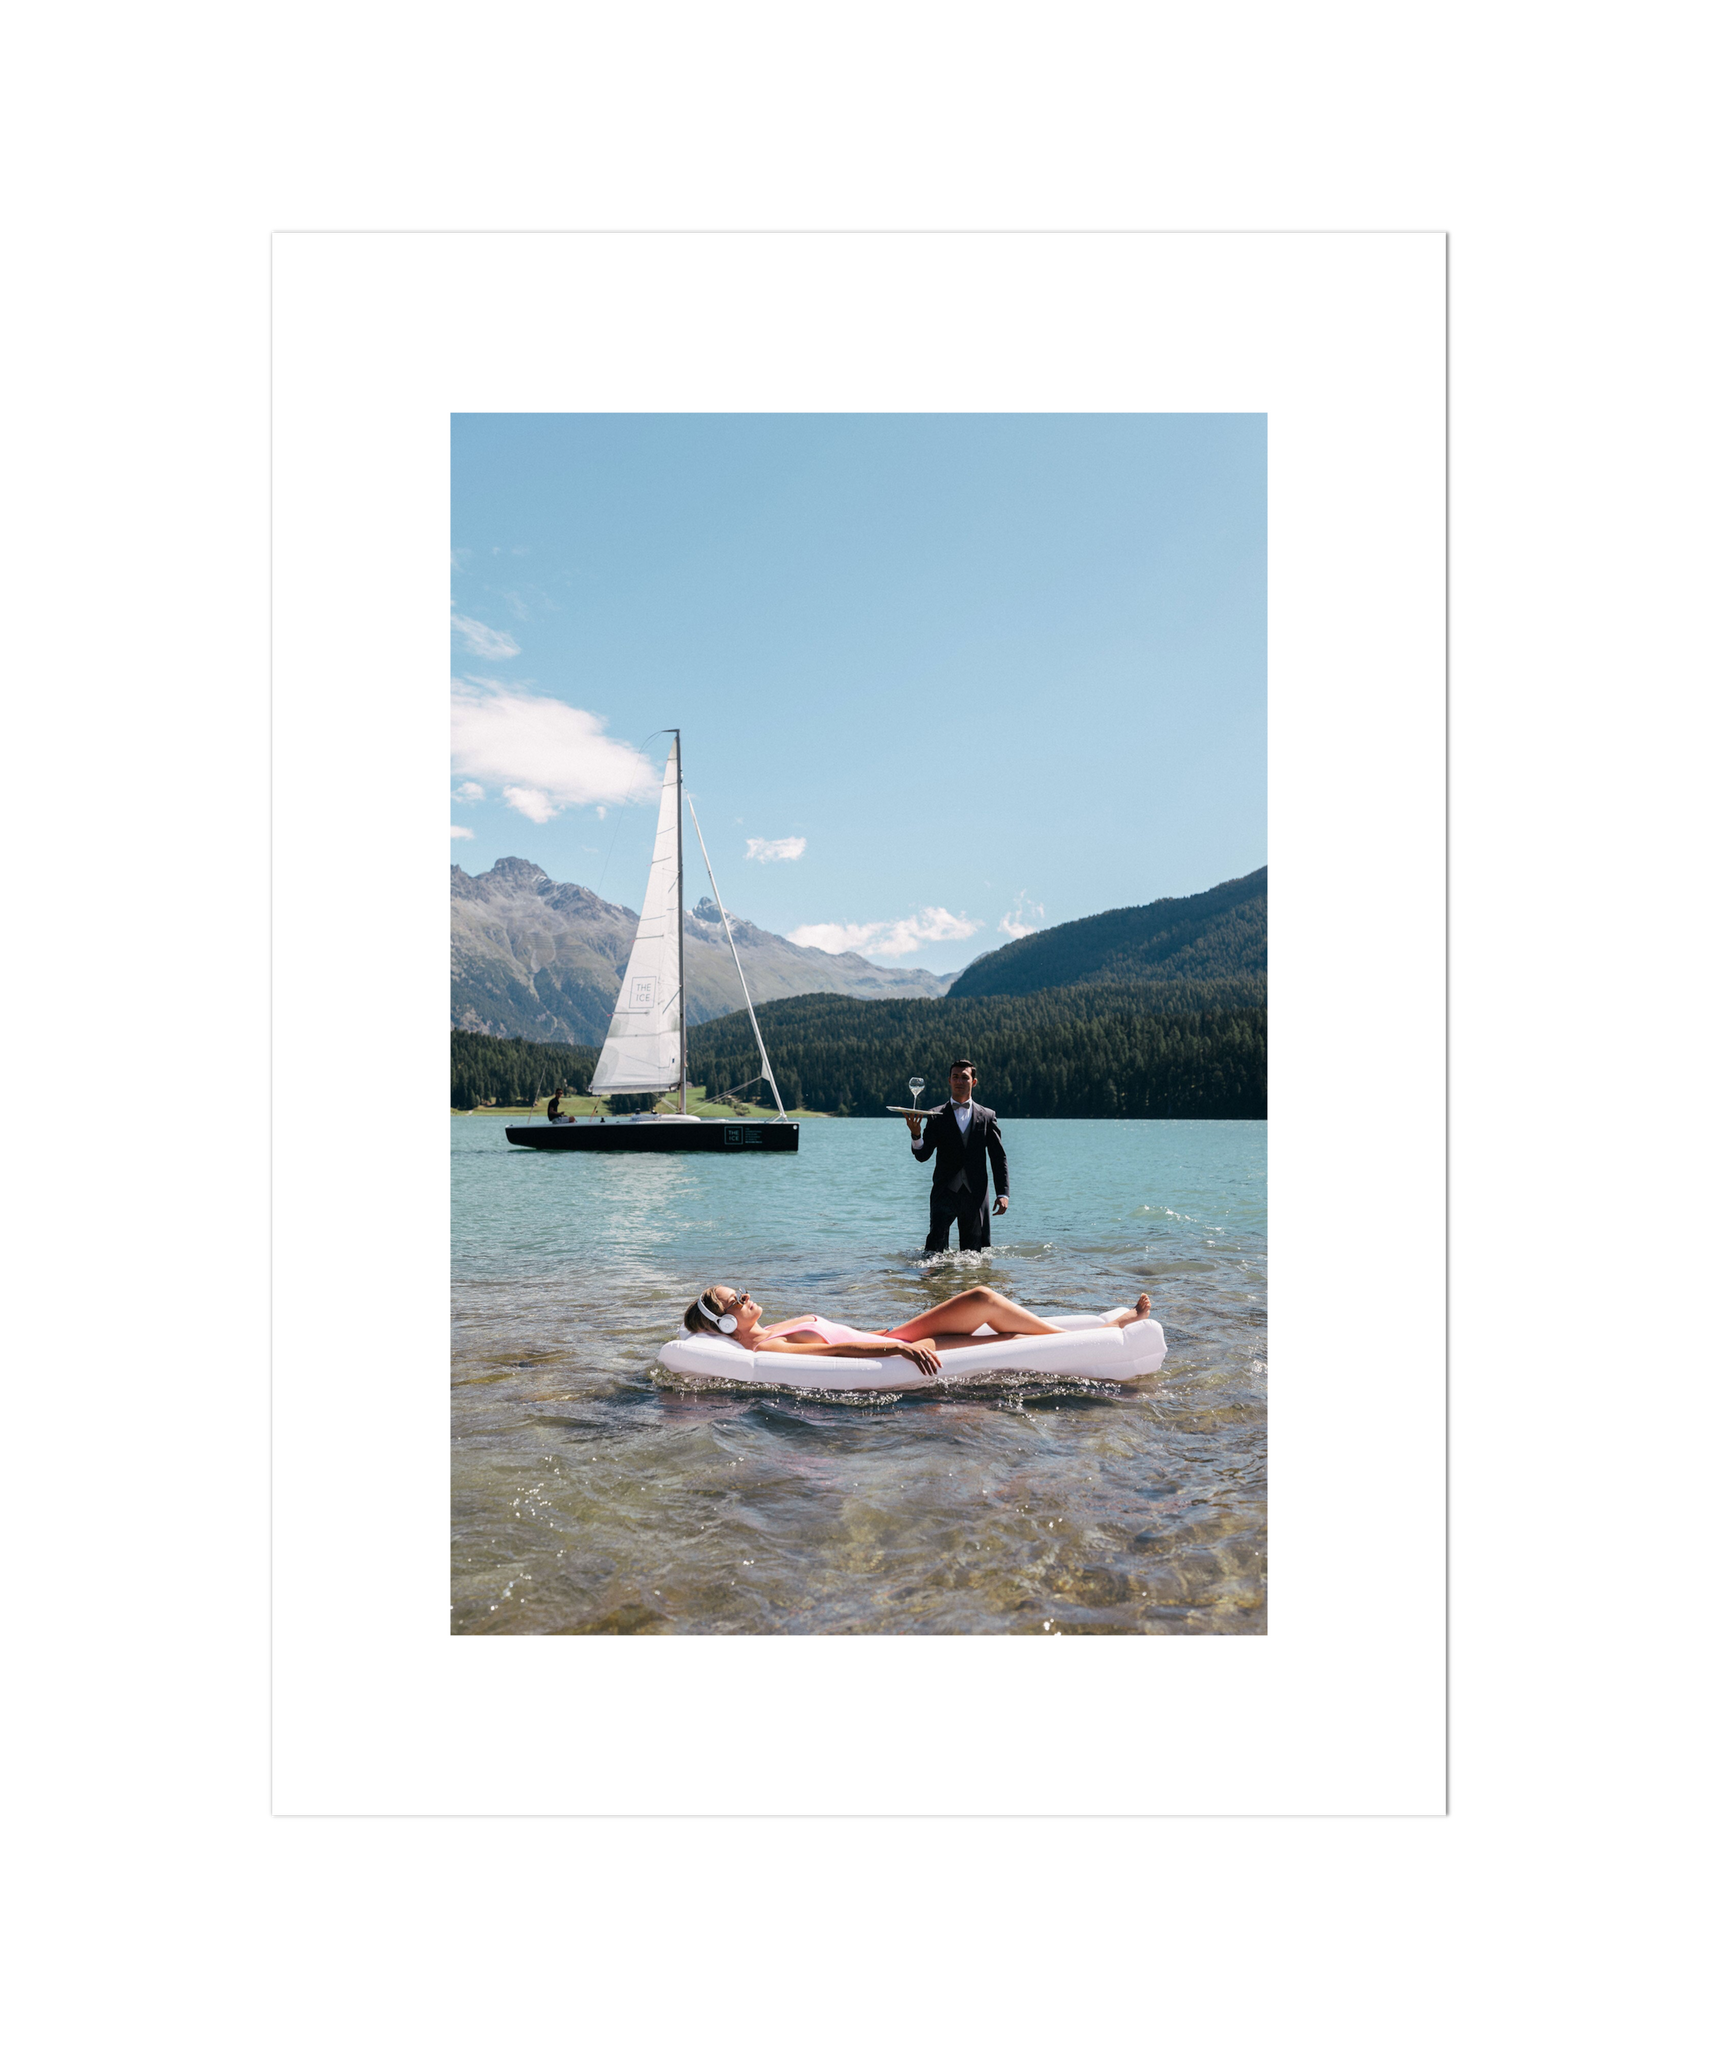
[591, 737, 684, 1097]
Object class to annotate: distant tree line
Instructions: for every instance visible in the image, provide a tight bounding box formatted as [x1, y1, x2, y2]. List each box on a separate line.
[688, 990, 1266, 1119]
[450, 1029, 599, 1110]
[454, 986, 1267, 1119]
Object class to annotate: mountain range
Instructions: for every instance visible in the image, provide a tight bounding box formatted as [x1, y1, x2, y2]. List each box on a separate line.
[451, 857, 955, 1044]
[945, 867, 1266, 1000]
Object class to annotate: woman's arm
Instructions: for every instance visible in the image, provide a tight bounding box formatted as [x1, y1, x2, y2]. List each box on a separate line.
[753, 1336, 940, 1375]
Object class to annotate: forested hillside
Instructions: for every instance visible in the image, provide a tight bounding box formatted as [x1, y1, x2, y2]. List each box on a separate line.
[689, 990, 1265, 1119]
[450, 1029, 599, 1110]
[946, 867, 1266, 999]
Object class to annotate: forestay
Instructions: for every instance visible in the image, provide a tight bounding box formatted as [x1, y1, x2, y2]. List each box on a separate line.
[591, 737, 684, 1096]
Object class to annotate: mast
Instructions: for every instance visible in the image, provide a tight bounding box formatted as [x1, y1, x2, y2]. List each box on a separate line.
[675, 730, 687, 1115]
[687, 797, 788, 1120]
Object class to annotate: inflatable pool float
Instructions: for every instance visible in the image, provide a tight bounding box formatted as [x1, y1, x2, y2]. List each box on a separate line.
[655, 1312, 1167, 1393]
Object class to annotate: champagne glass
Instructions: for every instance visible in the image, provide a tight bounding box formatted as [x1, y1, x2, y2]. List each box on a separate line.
[908, 1075, 925, 1113]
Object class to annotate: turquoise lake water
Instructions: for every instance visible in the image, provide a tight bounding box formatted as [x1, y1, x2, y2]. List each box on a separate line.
[452, 1114, 1266, 1634]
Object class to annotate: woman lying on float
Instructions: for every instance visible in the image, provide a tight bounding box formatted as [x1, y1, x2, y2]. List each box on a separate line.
[683, 1283, 1156, 1378]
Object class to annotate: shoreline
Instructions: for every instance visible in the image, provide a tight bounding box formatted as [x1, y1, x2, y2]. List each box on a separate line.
[457, 1086, 830, 1120]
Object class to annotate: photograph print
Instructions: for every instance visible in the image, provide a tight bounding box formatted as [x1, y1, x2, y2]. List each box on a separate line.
[450, 411, 1266, 1635]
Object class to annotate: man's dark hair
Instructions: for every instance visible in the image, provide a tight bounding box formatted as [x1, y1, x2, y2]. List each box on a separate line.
[949, 1059, 976, 1076]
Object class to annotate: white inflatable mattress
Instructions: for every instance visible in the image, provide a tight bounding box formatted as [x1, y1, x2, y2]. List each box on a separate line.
[655, 1312, 1166, 1393]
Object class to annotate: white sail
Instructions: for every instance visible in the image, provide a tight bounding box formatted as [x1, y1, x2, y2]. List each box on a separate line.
[591, 738, 683, 1096]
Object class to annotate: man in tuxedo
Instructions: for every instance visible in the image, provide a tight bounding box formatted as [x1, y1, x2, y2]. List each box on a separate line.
[904, 1059, 1010, 1254]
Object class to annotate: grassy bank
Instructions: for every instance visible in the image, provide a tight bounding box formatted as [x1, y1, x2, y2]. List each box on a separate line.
[457, 1085, 827, 1120]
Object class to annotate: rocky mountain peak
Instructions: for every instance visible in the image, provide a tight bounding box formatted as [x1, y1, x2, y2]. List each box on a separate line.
[689, 895, 759, 939]
[542, 879, 618, 914]
[483, 856, 552, 892]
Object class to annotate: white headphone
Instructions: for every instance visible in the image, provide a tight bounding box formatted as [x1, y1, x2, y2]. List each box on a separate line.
[699, 1291, 739, 1334]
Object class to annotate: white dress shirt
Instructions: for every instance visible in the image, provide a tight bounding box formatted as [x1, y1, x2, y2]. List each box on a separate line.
[907, 1098, 976, 1140]
[913, 1105, 982, 1138]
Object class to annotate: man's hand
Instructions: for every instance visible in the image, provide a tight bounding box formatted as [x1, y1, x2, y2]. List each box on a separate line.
[994, 1194, 1009, 1214]
[897, 1340, 940, 1376]
[905, 1113, 923, 1140]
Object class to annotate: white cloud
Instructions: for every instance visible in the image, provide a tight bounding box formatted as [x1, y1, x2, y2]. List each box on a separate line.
[450, 824, 474, 840]
[790, 922, 878, 955]
[454, 781, 485, 803]
[451, 680, 659, 823]
[788, 906, 982, 960]
[450, 547, 472, 572]
[745, 835, 807, 863]
[502, 785, 557, 824]
[999, 894, 1046, 940]
[451, 612, 520, 659]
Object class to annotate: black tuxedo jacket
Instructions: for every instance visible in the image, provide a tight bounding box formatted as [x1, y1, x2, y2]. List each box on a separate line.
[911, 1100, 1009, 1203]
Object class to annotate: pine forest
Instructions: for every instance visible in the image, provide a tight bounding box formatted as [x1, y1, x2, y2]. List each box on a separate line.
[453, 985, 1265, 1120]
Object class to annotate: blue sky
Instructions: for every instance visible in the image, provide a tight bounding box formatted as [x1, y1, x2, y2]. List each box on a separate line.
[451, 413, 1264, 973]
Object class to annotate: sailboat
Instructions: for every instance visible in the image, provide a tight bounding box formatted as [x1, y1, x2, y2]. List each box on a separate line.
[505, 732, 800, 1153]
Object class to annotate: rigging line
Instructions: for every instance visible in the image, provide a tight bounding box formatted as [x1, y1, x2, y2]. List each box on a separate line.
[591, 800, 630, 903]
[594, 730, 670, 902]
[686, 796, 788, 1121]
[706, 1082, 767, 1113]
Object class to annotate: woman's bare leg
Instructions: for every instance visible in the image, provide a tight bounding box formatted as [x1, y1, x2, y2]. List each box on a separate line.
[879, 1289, 1154, 1350]
[881, 1286, 1062, 1343]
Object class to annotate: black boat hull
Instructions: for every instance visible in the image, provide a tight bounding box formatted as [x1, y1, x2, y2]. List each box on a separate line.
[504, 1120, 800, 1153]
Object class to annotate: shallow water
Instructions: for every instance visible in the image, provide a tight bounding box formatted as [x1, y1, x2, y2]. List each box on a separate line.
[452, 1115, 1265, 1634]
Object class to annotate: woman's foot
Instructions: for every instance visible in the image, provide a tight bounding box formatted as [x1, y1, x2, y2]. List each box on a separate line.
[1109, 1291, 1153, 1326]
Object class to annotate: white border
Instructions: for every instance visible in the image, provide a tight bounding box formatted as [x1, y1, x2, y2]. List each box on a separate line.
[273, 232, 1443, 1815]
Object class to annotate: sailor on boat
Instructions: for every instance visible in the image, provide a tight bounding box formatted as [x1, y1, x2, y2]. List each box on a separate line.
[683, 1283, 1155, 1379]
[545, 1090, 573, 1124]
[904, 1059, 1009, 1254]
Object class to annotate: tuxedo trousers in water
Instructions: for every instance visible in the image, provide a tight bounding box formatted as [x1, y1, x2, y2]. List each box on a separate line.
[924, 1189, 991, 1255]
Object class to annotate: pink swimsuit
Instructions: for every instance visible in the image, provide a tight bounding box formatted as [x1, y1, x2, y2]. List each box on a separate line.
[774, 1315, 874, 1346]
